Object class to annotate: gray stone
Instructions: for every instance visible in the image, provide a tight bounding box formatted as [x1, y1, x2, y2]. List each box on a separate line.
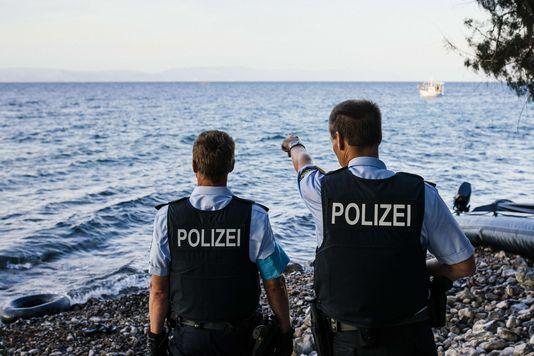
[500, 347, 515, 356]
[473, 320, 496, 334]
[502, 269, 516, 277]
[513, 343, 528, 355]
[515, 269, 534, 289]
[295, 334, 314, 355]
[505, 316, 517, 329]
[511, 303, 528, 312]
[497, 327, 519, 342]
[458, 308, 474, 320]
[496, 301, 508, 309]
[284, 262, 304, 273]
[480, 339, 507, 351]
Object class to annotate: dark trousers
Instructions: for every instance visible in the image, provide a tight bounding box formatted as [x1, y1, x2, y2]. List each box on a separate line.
[168, 326, 252, 356]
[333, 321, 437, 356]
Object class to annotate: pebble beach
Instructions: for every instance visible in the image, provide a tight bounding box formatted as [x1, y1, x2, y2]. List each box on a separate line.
[1, 246, 532, 356]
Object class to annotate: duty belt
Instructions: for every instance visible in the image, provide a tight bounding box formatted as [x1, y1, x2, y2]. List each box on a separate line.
[169, 311, 261, 332]
[330, 307, 430, 332]
[171, 317, 236, 331]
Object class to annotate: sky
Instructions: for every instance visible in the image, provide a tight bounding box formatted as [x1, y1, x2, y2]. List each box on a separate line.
[0, 0, 490, 81]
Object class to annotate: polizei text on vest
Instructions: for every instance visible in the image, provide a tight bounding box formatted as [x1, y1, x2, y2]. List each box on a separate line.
[176, 228, 242, 247]
[331, 202, 412, 227]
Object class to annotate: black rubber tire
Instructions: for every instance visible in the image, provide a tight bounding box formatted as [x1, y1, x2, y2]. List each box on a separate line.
[0, 294, 70, 323]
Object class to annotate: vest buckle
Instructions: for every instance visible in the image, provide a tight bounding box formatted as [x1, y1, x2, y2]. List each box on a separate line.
[330, 318, 338, 332]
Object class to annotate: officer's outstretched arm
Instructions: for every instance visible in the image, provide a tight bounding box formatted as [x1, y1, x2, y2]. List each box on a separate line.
[149, 275, 169, 334]
[281, 134, 313, 172]
[263, 276, 291, 333]
[426, 255, 476, 281]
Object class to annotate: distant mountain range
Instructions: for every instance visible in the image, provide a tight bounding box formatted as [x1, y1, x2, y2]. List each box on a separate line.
[0, 67, 333, 82]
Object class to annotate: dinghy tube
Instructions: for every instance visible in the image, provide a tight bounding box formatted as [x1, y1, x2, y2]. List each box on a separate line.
[456, 214, 534, 259]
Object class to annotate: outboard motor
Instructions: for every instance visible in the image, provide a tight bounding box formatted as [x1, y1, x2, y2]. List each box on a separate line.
[453, 182, 471, 215]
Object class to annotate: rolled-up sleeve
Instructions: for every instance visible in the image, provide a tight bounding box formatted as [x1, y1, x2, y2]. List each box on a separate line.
[148, 205, 171, 276]
[421, 184, 474, 265]
[249, 204, 290, 280]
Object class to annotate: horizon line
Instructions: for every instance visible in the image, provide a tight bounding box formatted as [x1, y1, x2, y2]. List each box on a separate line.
[0, 80, 498, 84]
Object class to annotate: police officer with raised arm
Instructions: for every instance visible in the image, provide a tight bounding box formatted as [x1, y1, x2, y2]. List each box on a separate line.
[281, 100, 476, 355]
[149, 130, 293, 356]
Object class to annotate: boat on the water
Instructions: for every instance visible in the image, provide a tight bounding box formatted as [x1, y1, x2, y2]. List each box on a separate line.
[453, 182, 534, 259]
[418, 80, 444, 97]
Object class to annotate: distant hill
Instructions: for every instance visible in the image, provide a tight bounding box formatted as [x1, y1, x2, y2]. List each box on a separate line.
[0, 67, 321, 82]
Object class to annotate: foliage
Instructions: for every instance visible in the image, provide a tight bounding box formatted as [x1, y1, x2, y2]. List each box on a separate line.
[461, 0, 533, 100]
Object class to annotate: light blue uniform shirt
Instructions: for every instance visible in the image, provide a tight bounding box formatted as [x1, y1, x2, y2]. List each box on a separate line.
[149, 186, 289, 280]
[299, 157, 474, 265]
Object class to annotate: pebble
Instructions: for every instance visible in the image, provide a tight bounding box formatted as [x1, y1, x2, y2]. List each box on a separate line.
[458, 308, 474, 320]
[496, 301, 508, 309]
[496, 327, 519, 342]
[0, 247, 531, 355]
[480, 339, 507, 351]
[505, 316, 517, 328]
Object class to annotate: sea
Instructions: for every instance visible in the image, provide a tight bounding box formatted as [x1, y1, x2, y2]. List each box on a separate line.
[0, 82, 532, 305]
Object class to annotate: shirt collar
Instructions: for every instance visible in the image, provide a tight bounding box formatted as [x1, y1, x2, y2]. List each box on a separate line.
[347, 156, 387, 170]
[191, 185, 233, 197]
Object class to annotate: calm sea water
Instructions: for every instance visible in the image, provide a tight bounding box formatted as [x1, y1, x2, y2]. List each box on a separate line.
[0, 82, 532, 305]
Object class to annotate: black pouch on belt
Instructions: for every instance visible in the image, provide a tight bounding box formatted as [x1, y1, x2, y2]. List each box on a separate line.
[252, 316, 280, 356]
[310, 300, 334, 356]
[428, 276, 453, 327]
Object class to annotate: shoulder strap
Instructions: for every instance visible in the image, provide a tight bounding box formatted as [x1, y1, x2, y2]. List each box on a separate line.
[424, 180, 436, 187]
[154, 196, 189, 210]
[232, 195, 269, 212]
[395, 171, 425, 181]
[325, 166, 349, 176]
[298, 165, 326, 182]
[397, 172, 435, 187]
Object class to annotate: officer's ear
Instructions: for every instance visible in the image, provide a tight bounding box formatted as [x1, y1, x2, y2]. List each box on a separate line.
[192, 159, 199, 173]
[228, 159, 235, 173]
[336, 131, 347, 151]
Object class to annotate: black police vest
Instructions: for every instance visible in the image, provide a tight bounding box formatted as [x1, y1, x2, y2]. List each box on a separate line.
[315, 168, 429, 327]
[164, 196, 261, 322]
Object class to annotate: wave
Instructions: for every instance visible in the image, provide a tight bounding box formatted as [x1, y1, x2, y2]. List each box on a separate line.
[68, 270, 148, 304]
[0, 192, 161, 270]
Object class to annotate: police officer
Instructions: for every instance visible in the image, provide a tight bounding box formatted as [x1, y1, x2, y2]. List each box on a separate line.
[281, 100, 476, 355]
[149, 130, 293, 356]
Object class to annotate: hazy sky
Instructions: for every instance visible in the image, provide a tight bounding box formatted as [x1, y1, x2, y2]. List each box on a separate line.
[0, 0, 489, 80]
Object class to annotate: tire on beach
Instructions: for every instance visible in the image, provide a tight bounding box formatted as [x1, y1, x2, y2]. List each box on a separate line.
[0, 294, 71, 323]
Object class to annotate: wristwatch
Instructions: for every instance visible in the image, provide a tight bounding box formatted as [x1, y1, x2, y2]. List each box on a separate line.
[287, 138, 305, 157]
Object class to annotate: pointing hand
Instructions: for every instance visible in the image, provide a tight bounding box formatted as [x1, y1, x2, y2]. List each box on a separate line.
[281, 134, 301, 156]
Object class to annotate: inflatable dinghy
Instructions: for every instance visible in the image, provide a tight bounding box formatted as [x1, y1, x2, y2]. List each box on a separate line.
[453, 182, 534, 259]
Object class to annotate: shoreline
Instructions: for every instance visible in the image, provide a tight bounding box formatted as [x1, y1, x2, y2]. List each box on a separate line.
[1, 247, 532, 356]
